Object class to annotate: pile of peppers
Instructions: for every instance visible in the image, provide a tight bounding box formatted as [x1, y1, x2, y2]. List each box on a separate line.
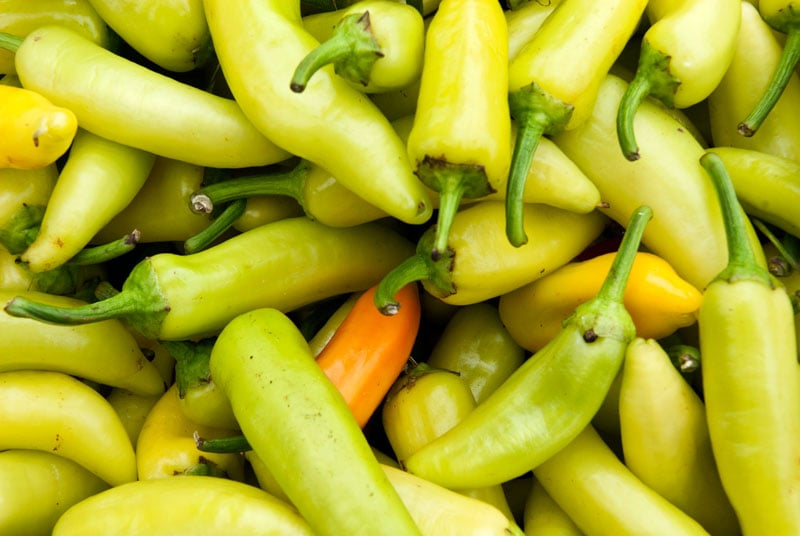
[1, 0, 800, 534]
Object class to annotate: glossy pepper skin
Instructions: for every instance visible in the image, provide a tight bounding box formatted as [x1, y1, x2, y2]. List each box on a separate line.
[136, 384, 245, 481]
[0, 26, 291, 168]
[203, 0, 432, 225]
[406, 0, 510, 257]
[403, 206, 651, 489]
[615, 0, 741, 159]
[374, 200, 607, 313]
[20, 129, 155, 273]
[0, 85, 77, 169]
[0, 289, 165, 396]
[698, 152, 800, 534]
[425, 302, 525, 404]
[618, 337, 739, 536]
[533, 426, 710, 535]
[86, 0, 212, 72]
[5, 217, 414, 340]
[708, 1, 800, 162]
[504, 0, 647, 246]
[295, 0, 425, 93]
[0, 450, 108, 536]
[209, 307, 422, 536]
[707, 146, 800, 238]
[0, 0, 110, 75]
[499, 251, 703, 352]
[554, 74, 765, 291]
[52, 476, 315, 536]
[738, 0, 800, 135]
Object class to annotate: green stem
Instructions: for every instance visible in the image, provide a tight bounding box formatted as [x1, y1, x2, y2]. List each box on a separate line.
[700, 152, 771, 285]
[738, 29, 800, 136]
[373, 254, 433, 316]
[505, 118, 546, 247]
[4, 287, 140, 324]
[189, 160, 311, 215]
[161, 339, 214, 398]
[0, 32, 22, 53]
[666, 344, 701, 375]
[753, 218, 799, 271]
[595, 205, 653, 304]
[290, 11, 383, 92]
[431, 178, 465, 261]
[0, 204, 46, 255]
[68, 230, 140, 266]
[616, 73, 651, 161]
[195, 433, 251, 453]
[183, 199, 245, 254]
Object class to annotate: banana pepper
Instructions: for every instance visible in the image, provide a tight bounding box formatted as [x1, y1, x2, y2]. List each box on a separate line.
[498, 251, 703, 352]
[406, 0, 510, 258]
[203, 0, 432, 225]
[504, 0, 647, 246]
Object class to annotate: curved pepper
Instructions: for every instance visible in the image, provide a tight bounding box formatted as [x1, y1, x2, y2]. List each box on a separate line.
[52, 475, 314, 535]
[20, 129, 155, 273]
[209, 307, 421, 536]
[0, 26, 292, 168]
[0, 450, 108, 536]
[554, 73, 765, 291]
[5, 217, 414, 340]
[0, 84, 77, 169]
[403, 206, 651, 489]
[425, 302, 526, 404]
[406, 0, 510, 258]
[707, 145, 800, 238]
[533, 426, 710, 535]
[381, 363, 515, 520]
[697, 152, 800, 534]
[616, 0, 741, 159]
[0, 0, 110, 75]
[294, 0, 424, 93]
[504, 0, 647, 246]
[618, 337, 740, 535]
[374, 200, 607, 313]
[707, 1, 800, 162]
[136, 384, 245, 481]
[738, 0, 800, 135]
[86, 0, 212, 72]
[203, 0, 432, 225]
[498, 251, 702, 352]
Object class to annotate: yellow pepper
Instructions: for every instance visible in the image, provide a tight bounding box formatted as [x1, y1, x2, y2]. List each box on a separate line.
[0, 85, 77, 169]
[498, 251, 702, 352]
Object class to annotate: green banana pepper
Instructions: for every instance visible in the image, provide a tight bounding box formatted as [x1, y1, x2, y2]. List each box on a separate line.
[403, 206, 651, 489]
[203, 0, 433, 225]
[697, 152, 800, 534]
[4, 217, 414, 340]
[209, 307, 421, 536]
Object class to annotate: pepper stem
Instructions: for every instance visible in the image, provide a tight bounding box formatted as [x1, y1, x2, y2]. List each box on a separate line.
[4, 287, 140, 324]
[161, 339, 215, 398]
[0, 204, 46, 254]
[595, 205, 653, 305]
[507, 81, 573, 247]
[616, 74, 651, 161]
[189, 160, 312, 215]
[195, 433, 251, 454]
[183, 199, 246, 254]
[738, 29, 800, 136]
[700, 152, 771, 285]
[290, 11, 383, 92]
[0, 32, 22, 53]
[68, 229, 140, 266]
[415, 156, 492, 260]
